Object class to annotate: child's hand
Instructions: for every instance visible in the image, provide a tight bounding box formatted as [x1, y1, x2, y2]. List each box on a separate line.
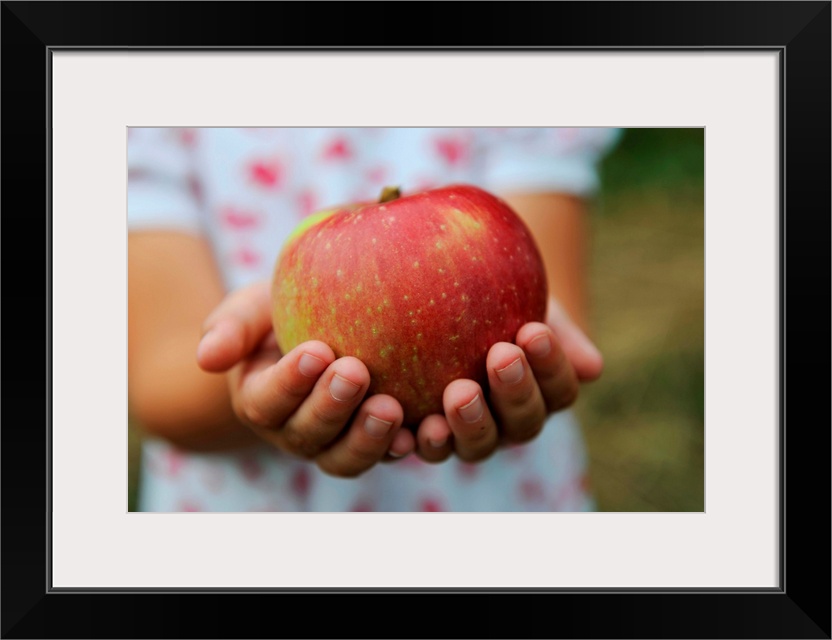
[412, 298, 604, 463]
[197, 281, 415, 477]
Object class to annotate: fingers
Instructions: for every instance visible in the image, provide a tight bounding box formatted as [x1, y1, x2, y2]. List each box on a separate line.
[421, 324, 583, 462]
[231, 340, 336, 430]
[315, 395, 404, 477]
[516, 322, 580, 414]
[197, 281, 273, 372]
[233, 341, 406, 475]
[415, 414, 453, 463]
[277, 356, 371, 458]
[384, 427, 416, 461]
[545, 298, 604, 382]
[486, 342, 547, 445]
[443, 380, 498, 462]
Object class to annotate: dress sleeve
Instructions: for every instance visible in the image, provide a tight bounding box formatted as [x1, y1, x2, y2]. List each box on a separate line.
[478, 128, 622, 197]
[128, 128, 203, 234]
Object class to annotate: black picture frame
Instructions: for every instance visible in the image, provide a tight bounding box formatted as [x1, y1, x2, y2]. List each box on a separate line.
[2, 2, 829, 638]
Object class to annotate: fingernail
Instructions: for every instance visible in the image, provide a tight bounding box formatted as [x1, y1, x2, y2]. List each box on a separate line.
[458, 394, 484, 423]
[526, 334, 552, 358]
[496, 357, 524, 385]
[428, 436, 447, 448]
[329, 374, 361, 402]
[298, 353, 326, 378]
[196, 329, 219, 361]
[577, 333, 603, 361]
[364, 414, 393, 439]
[388, 449, 406, 458]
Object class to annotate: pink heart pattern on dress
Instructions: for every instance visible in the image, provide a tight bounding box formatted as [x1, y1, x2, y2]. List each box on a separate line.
[321, 137, 353, 161]
[220, 206, 261, 230]
[248, 158, 283, 188]
[434, 136, 469, 166]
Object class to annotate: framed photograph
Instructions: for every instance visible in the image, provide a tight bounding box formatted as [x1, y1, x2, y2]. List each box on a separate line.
[2, 2, 829, 638]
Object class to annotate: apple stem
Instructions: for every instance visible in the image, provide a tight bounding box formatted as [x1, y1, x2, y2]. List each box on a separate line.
[379, 186, 402, 203]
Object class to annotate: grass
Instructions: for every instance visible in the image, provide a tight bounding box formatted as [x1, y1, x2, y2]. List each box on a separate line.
[576, 128, 705, 511]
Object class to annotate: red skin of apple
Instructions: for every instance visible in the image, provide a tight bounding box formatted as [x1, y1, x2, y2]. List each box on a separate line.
[272, 184, 548, 428]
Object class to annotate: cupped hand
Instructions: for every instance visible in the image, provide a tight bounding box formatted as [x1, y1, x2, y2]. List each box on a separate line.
[196, 281, 415, 477]
[414, 298, 604, 463]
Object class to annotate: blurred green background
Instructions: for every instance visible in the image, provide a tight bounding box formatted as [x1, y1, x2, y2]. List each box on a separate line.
[578, 128, 704, 511]
[128, 128, 704, 512]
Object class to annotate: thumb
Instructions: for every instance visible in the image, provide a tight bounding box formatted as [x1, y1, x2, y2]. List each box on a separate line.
[197, 280, 274, 372]
[546, 298, 604, 382]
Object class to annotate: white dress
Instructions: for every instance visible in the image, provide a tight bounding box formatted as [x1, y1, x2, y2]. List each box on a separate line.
[128, 127, 620, 512]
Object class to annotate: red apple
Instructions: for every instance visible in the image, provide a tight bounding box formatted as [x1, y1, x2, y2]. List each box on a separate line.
[271, 184, 548, 427]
